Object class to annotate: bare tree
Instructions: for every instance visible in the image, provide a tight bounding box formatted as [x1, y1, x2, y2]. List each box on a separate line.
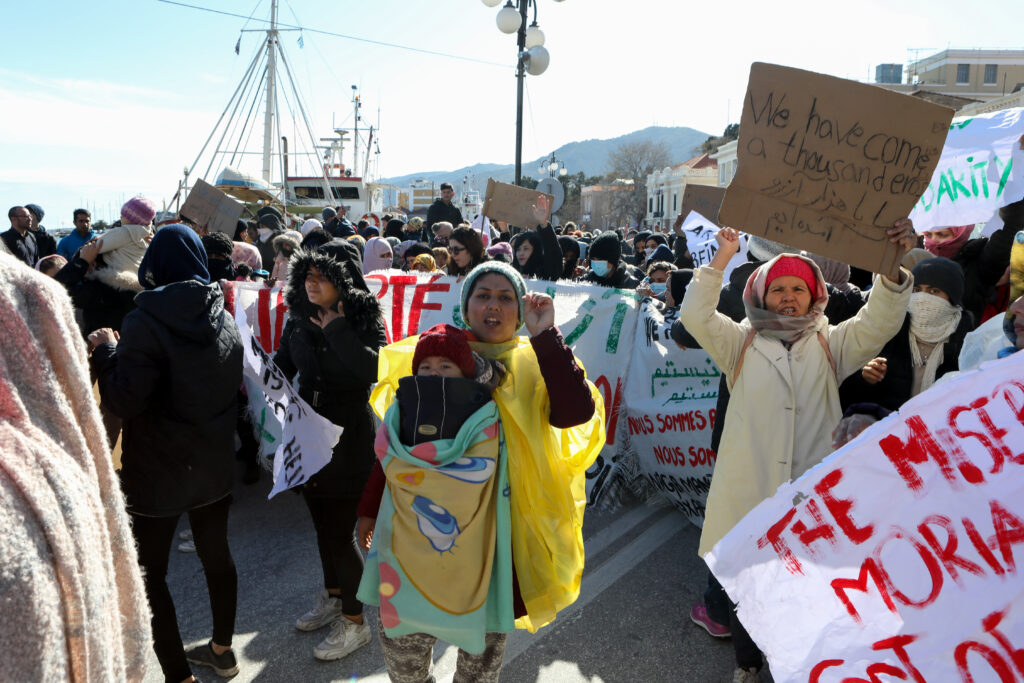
[606, 140, 671, 227]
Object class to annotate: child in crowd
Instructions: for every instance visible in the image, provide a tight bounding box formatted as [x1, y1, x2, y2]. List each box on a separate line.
[356, 323, 511, 680]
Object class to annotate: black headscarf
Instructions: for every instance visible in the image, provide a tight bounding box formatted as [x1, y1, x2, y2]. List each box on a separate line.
[138, 224, 210, 290]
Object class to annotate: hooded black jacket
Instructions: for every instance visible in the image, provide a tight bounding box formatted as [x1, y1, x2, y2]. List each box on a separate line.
[93, 281, 243, 516]
[274, 245, 387, 498]
[839, 312, 972, 412]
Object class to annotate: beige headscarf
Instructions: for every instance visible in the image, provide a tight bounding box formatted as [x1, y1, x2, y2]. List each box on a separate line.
[0, 252, 152, 681]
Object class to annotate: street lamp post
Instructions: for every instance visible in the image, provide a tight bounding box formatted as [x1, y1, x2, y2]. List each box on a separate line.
[483, 0, 561, 186]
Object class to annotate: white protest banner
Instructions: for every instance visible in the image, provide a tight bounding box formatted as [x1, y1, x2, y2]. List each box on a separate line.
[910, 107, 1024, 232]
[706, 350, 1024, 682]
[622, 298, 719, 525]
[224, 274, 640, 505]
[235, 304, 342, 498]
[680, 210, 748, 281]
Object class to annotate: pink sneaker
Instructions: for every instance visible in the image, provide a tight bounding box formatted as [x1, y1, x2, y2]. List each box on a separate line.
[690, 601, 731, 638]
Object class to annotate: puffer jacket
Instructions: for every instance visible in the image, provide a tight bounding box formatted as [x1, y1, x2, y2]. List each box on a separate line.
[93, 281, 243, 516]
[274, 245, 387, 498]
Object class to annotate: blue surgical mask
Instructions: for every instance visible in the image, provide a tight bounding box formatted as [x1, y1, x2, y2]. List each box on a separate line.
[592, 259, 611, 277]
[650, 282, 667, 294]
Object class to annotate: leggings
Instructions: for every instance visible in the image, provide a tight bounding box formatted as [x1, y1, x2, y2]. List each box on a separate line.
[131, 495, 237, 683]
[303, 491, 364, 615]
[377, 619, 508, 683]
[706, 573, 762, 671]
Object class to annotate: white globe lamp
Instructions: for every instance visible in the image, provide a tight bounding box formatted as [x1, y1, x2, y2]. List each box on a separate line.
[525, 24, 545, 48]
[524, 45, 549, 75]
[496, 3, 522, 33]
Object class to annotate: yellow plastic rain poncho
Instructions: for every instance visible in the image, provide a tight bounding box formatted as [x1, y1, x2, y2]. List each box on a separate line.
[371, 334, 605, 632]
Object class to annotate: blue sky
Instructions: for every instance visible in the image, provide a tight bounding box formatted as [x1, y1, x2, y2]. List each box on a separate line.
[3, 0, 1023, 227]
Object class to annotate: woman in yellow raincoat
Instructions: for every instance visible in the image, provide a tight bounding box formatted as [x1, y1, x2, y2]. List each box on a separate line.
[357, 254, 605, 683]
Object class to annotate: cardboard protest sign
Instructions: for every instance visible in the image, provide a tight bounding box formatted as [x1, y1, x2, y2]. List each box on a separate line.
[481, 178, 554, 228]
[622, 298, 718, 525]
[236, 305, 341, 498]
[180, 179, 245, 235]
[909, 107, 1024, 232]
[706, 351, 1024, 682]
[720, 62, 954, 278]
[679, 185, 726, 228]
[680, 211, 748, 281]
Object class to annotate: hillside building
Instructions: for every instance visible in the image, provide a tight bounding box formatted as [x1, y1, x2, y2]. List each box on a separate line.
[875, 48, 1024, 101]
[643, 153, 719, 232]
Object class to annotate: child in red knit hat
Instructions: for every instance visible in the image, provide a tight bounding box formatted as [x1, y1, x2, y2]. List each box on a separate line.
[400, 323, 505, 446]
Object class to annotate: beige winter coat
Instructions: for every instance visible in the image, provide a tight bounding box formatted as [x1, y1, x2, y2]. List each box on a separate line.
[679, 266, 912, 556]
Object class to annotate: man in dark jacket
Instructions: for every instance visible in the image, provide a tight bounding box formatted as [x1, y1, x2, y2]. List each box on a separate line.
[425, 183, 464, 243]
[3, 206, 38, 266]
[90, 224, 244, 683]
[25, 203, 57, 258]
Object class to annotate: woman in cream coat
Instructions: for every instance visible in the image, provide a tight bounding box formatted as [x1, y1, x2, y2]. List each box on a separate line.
[678, 223, 916, 680]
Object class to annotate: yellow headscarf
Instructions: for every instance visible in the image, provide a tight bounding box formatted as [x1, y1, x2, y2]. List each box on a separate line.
[372, 333, 605, 632]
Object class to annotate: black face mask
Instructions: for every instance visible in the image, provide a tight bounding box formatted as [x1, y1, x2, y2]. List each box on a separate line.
[207, 259, 236, 282]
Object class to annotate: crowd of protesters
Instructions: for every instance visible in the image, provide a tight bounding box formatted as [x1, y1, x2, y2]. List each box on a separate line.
[3, 183, 1023, 683]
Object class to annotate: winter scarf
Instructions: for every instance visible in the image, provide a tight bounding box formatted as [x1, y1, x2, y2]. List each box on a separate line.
[924, 224, 973, 259]
[742, 253, 829, 344]
[907, 292, 962, 392]
[371, 334, 605, 633]
[87, 223, 152, 293]
[0, 253, 151, 681]
[357, 398, 513, 653]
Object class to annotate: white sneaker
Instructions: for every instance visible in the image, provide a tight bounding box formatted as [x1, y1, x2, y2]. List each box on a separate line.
[177, 539, 196, 553]
[313, 617, 371, 661]
[733, 667, 759, 683]
[295, 591, 344, 632]
[179, 529, 193, 541]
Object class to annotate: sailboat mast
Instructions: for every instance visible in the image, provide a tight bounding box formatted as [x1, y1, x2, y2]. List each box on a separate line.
[352, 87, 360, 178]
[261, 0, 278, 183]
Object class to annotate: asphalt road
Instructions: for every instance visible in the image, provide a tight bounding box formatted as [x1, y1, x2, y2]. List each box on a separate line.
[142, 466, 772, 683]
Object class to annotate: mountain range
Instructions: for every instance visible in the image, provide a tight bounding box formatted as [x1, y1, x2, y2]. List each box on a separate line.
[379, 125, 713, 192]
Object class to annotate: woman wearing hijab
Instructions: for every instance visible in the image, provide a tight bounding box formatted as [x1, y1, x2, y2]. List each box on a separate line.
[920, 199, 1021, 324]
[840, 257, 971, 411]
[90, 225, 244, 683]
[363, 236, 395, 273]
[274, 240, 387, 662]
[359, 261, 604, 682]
[679, 223, 915, 681]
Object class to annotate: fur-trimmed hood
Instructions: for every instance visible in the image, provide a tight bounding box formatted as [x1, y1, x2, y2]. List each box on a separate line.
[284, 246, 382, 335]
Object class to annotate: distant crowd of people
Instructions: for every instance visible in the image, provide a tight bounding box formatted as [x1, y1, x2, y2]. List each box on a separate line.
[3, 181, 1022, 682]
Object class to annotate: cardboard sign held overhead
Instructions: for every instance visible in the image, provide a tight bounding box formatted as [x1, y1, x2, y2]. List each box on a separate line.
[180, 179, 246, 236]
[481, 178, 554, 228]
[678, 185, 726, 230]
[719, 63, 954, 278]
